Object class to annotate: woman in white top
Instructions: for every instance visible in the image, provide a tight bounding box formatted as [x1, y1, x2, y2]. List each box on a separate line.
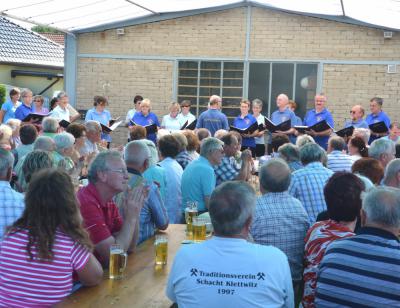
[50, 92, 70, 122]
[177, 100, 196, 127]
[161, 102, 181, 132]
[252, 98, 266, 157]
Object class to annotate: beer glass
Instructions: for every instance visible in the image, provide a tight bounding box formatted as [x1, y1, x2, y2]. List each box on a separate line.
[192, 217, 206, 242]
[109, 244, 127, 279]
[155, 234, 168, 265]
[185, 201, 198, 240]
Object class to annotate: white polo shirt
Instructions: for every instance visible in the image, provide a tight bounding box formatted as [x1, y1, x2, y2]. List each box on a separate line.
[167, 236, 294, 308]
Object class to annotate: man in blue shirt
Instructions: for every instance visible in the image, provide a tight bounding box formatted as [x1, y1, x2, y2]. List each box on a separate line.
[271, 94, 297, 144]
[344, 105, 369, 129]
[302, 93, 334, 150]
[366, 97, 391, 144]
[14, 89, 34, 121]
[196, 95, 229, 136]
[117, 141, 168, 244]
[181, 137, 224, 213]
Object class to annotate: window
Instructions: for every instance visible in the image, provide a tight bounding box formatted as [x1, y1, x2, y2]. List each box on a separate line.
[177, 60, 318, 122]
[249, 62, 318, 119]
[177, 61, 244, 120]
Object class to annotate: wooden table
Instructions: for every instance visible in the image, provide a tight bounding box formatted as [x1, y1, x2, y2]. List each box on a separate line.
[58, 224, 186, 308]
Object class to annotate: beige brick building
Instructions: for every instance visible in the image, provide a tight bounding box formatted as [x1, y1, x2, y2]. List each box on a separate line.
[65, 4, 400, 145]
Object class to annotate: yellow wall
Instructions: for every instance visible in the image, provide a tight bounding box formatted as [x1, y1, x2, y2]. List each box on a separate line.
[0, 64, 64, 98]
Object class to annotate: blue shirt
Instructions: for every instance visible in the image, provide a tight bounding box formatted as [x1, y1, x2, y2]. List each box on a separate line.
[0, 181, 25, 239]
[132, 112, 160, 143]
[233, 114, 257, 148]
[316, 227, 400, 307]
[85, 108, 112, 142]
[14, 103, 34, 121]
[251, 192, 310, 281]
[143, 165, 167, 203]
[181, 156, 216, 212]
[1, 100, 21, 123]
[303, 108, 334, 150]
[122, 168, 168, 244]
[196, 109, 229, 136]
[159, 157, 183, 223]
[271, 108, 297, 144]
[288, 162, 334, 223]
[344, 118, 369, 129]
[366, 111, 391, 144]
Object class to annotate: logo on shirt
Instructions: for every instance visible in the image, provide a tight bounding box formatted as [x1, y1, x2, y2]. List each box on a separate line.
[245, 118, 250, 125]
[317, 116, 322, 122]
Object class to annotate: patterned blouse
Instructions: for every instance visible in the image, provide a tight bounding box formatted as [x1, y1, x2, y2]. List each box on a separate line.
[302, 219, 355, 308]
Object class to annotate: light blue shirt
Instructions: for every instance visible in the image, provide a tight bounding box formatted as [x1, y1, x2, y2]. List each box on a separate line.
[181, 156, 216, 212]
[159, 157, 183, 223]
[0, 181, 24, 239]
[143, 165, 167, 204]
[288, 162, 334, 223]
[344, 119, 369, 129]
[85, 108, 112, 142]
[167, 236, 294, 308]
[1, 100, 21, 123]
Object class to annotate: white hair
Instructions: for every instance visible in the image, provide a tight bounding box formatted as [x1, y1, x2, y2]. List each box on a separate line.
[124, 141, 150, 166]
[54, 132, 75, 151]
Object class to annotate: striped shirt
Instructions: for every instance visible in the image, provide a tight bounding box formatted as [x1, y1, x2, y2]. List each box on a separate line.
[0, 229, 90, 307]
[316, 227, 400, 308]
[288, 162, 334, 223]
[302, 220, 354, 308]
[326, 150, 354, 172]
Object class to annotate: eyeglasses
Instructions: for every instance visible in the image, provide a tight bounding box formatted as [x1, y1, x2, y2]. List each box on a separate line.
[350, 111, 356, 114]
[182, 105, 190, 108]
[107, 168, 128, 175]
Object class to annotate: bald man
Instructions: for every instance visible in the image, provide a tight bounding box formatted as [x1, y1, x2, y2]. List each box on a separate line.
[345, 105, 369, 129]
[196, 95, 229, 136]
[270, 94, 297, 147]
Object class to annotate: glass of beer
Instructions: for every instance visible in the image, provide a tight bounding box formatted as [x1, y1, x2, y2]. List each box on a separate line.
[155, 234, 168, 265]
[185, 201, 198, 240]
[192, 217, 207, 243]
[109, 244, 127, 279]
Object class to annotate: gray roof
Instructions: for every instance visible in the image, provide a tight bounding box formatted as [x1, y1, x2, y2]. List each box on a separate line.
[0, 17, 64, 68]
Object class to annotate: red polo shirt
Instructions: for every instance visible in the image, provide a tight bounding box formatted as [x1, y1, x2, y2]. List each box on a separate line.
[77, 183, 123, 246]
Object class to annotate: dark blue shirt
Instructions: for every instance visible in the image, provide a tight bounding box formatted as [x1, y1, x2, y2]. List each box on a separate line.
[14, 103, 34, 121]
[366, 111, 391, 144]
[303, 108, 334, 150]
[131, 112, 160, 143]
[233, 114, 257, 148]
[196, 109, 229, 136]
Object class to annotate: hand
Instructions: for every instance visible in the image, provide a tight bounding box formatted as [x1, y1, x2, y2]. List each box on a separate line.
[241, 149, 252, 161]
[241, 133, 251, 138]
[123, 184, 148, 221]
[99, 140, 108, 148]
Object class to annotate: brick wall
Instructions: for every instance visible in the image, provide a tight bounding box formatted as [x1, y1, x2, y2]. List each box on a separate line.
[323, 64, 400, 127]
[75, 6, 400, 145]
[76, 58, 173, 145]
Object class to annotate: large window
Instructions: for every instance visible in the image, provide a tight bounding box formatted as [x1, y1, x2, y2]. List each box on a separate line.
[177, 60, 318, 121]
[248, 62, 318, 119]
[177, 61, 244, 120]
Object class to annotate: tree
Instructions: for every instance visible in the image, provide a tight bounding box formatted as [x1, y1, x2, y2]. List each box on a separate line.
[31, 25, 62, 34]
[0, 84, 6, 108]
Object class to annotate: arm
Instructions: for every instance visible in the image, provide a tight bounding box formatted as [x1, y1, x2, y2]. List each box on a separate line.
[309, 128, 333, 137]
[76, 254, 104, 286]
[236, 150, 252, 181]
[94, 185, 147, 265]
[0, 109, 5, 123]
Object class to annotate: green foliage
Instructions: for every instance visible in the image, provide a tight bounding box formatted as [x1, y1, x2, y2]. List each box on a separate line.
[0, 84, 6, 107]
[31, 25, 62, 34]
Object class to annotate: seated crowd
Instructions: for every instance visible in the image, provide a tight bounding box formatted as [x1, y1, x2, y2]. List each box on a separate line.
[0, 88, 400, 307]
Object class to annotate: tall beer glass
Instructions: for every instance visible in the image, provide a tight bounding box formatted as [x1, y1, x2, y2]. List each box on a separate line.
[109, 244, 127, 279]
[155, 234, 168, 265]
[185, 201, 198, 240]
[192, 217, 206, 242]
